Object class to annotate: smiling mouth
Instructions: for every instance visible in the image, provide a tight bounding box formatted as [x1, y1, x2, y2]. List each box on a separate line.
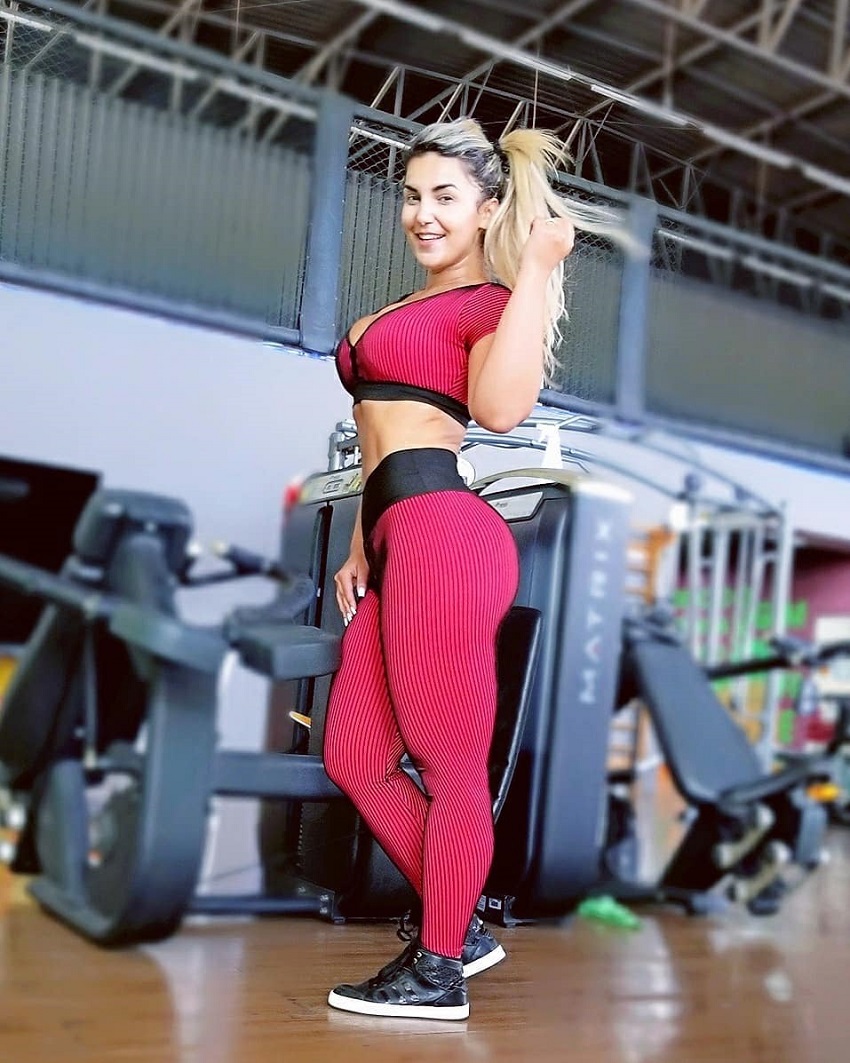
[414, 233, 444, 242]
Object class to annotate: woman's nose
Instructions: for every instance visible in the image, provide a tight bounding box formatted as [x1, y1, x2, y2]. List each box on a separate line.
[415, 199, 435, 224]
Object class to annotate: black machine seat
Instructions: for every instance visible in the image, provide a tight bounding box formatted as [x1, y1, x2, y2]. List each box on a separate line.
[717, 758, 830, 809]
[228, 621, 340, 681]
[212, 610, 540, 811]
[622, 616, 830, 810]
[625, 632, 771, 808]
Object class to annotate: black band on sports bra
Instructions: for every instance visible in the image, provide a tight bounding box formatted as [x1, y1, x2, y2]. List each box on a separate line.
[352, 381, 471, 428]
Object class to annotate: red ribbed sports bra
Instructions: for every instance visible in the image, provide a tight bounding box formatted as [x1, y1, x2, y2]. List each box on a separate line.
[335, 282, 511, 427]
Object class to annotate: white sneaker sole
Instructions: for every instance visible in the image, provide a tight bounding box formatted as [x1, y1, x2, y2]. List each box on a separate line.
[462, 943, 506, 978]
[327, 990, 469, 1021]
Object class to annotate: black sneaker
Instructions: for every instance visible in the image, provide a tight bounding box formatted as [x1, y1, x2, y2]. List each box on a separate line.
[462, 914, 506, 977]
[328, 945, 469, 1021]
[371, 912, 506, 984]
[364, 913, 419, 987]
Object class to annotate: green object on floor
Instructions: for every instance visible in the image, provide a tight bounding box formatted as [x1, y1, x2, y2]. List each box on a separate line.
[577, 895, 641, 930]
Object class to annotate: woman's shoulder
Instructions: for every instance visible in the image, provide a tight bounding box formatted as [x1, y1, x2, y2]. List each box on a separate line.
[457, 283, 512, 347]
[458, 281, 512, 313]
[464, 280, 511, 298]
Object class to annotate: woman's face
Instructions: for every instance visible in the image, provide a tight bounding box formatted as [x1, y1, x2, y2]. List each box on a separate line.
[401, 153, 497, 273]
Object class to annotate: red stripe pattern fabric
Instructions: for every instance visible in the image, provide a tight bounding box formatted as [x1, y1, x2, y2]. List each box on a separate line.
[335, 283, 511, 403]
[323, 489, 519, 958]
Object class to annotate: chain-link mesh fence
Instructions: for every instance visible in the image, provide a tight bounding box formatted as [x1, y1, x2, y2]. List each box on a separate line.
[0, 7, 314, 331]
[647, 216, 850, 459]
[340, 121, 423, 328]
[549, 181, 626, 406]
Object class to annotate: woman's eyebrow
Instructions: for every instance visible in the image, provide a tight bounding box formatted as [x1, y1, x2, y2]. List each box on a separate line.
[403, 183, 459, 193]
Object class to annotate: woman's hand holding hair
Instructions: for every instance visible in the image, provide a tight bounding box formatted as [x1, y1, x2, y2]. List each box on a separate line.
[520, 215, 575, 276]
[334, 549, 369, 626]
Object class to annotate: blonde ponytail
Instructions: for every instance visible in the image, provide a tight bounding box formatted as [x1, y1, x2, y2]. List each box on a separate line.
[485, 130, 568, 378]
[406, 118, 631, 382]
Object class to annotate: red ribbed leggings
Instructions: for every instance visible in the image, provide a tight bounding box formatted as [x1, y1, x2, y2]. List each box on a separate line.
[323, 449, 519, 959]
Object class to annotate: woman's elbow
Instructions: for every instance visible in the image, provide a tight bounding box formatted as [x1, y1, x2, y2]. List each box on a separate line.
[470, 399, 536, 434]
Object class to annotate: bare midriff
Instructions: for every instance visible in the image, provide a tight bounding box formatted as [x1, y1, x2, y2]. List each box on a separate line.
[355, 400, 465, 482]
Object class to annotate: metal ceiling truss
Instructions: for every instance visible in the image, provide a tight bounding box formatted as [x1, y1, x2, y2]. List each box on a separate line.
[17, 0, 846, 197]
[337, 1, 850, 228]
[104, 0, 202, 97]
[621, 0, 850, 101]
[565, 7, 848, 161]
[5, 0, 849, 256]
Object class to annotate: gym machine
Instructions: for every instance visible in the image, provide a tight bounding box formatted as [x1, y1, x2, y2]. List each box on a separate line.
[265, 414, 836, 923]
[0, 488, 339, 943]
[606, 611, 843, 915]
[262, 460, 633, 924]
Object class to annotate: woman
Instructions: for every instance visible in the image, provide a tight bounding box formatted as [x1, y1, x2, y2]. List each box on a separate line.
[323, 118, 603, 1021]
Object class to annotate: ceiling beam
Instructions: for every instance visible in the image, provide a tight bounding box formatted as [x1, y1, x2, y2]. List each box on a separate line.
[259, 9, 378, 142]
[652, 85, 843, 183]
[620, 0, 850, 101]
[561, 6, 848, 185]
[557, 8, 850, 167]
[565, 10, 763, 130]
[760, 0, 807, 53]
[188, 29, 260, 118]
[291, 9, 379, 85]
[833, 0, 850, 76]
[784, 185, 838, 211]
[105, 0, 202, 97]
[387, 0, 601, 121]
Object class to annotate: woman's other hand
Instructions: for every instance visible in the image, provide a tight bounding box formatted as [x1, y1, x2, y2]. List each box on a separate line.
[521, 215, 575, 274]
[334, 550, 369, 625]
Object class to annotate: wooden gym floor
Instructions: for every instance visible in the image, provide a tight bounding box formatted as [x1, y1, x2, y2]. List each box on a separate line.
[1, 797, 848, 1063]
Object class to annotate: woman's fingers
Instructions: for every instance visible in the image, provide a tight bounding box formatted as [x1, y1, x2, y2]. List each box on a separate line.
[336, 573, 356, 622]
[527, 215, 575, 265]
[335, 561, 370, 625]
[335, 580, 350, 619]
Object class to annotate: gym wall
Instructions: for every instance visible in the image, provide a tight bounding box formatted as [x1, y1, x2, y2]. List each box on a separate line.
[4, 276, 850, 583]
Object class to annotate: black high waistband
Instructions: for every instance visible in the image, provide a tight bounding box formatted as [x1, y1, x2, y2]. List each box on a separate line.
[361, 448, 468, 544]
[352, 381, 471, 428]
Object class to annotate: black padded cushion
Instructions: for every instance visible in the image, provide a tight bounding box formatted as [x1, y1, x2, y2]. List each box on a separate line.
[625, 636, 763, 807]
[489, 606, 542, 820]
[230, 623, 341, 680]
[73, 489, 192, 574]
